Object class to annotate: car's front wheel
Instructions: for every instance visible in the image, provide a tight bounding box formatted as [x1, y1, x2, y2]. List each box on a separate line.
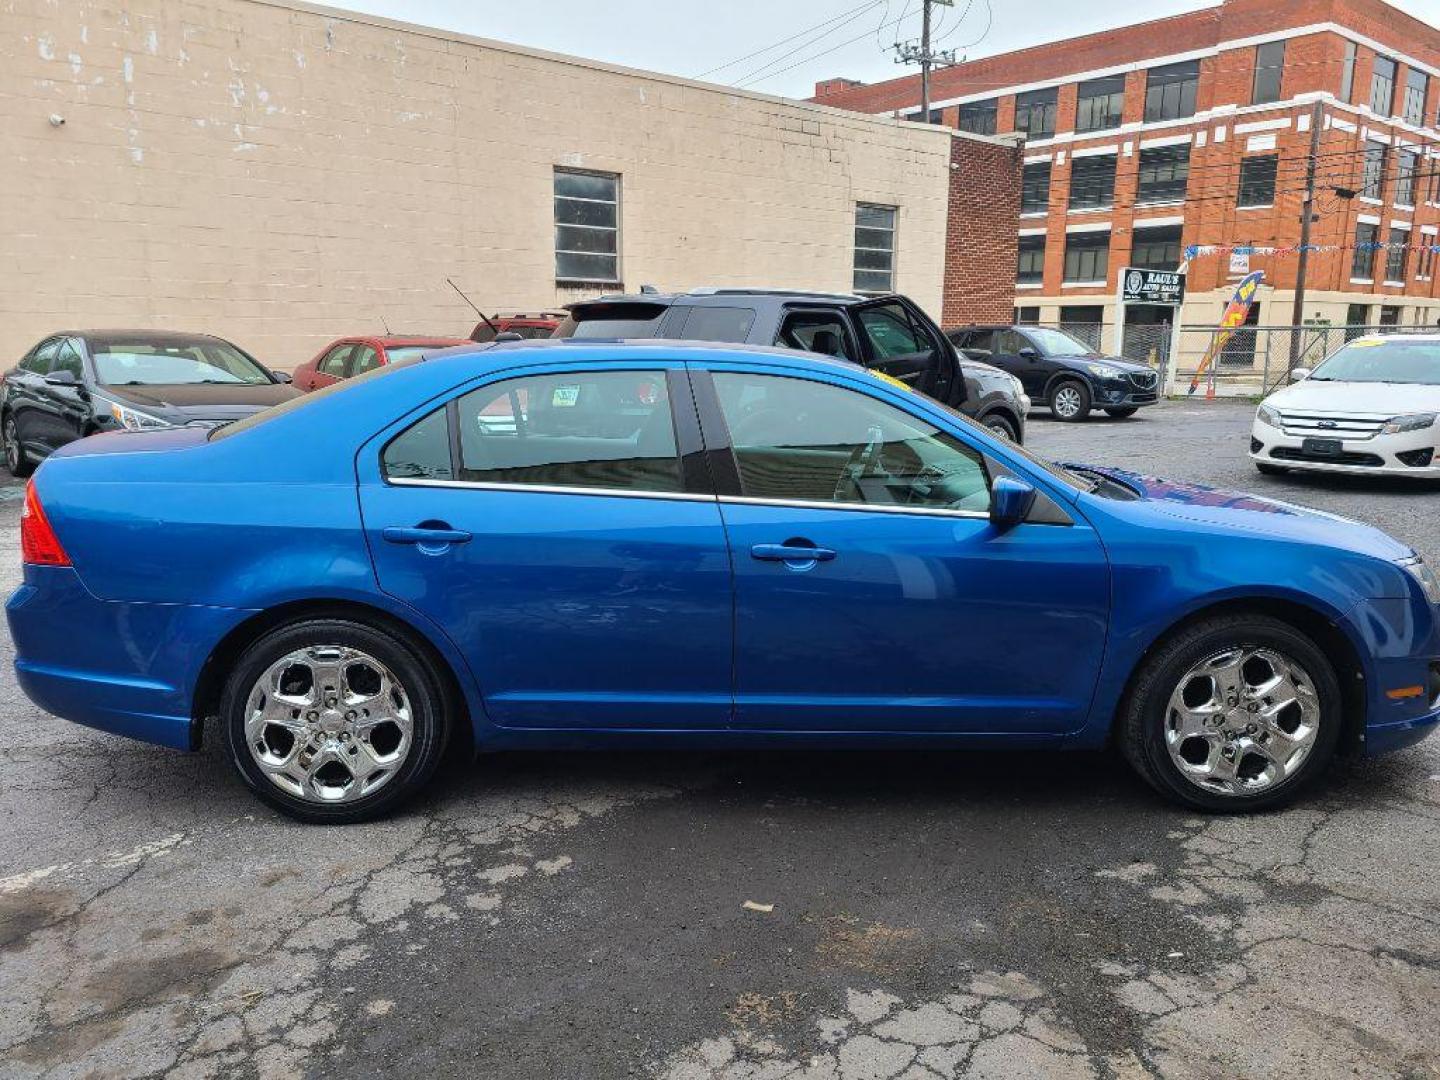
[982, 412, 1018, 442]
[1119, 614, 1342, 812]
[221, 618, 451, 823]
[1049, 380, 1091, 422]
[3, 415, 33, 478]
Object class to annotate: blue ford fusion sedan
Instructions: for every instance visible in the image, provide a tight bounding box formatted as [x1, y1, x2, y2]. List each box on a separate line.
[8, 341, 1440, 823]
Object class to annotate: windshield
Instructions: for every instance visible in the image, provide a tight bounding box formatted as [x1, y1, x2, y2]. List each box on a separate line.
[385, 346, 456, 363]
[1309, 339, 1440, 385]
[210, 355, 420, 440]
[91, 338, 272, 386]
[1022, 328, 1093, 356]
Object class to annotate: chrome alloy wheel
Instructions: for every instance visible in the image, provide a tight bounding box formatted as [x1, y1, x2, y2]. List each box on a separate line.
[244, 645, 413, 804]
[1052, 385, 1083, 419]
[1164, 646, 1321, 796]
[4, 417, 19, 472]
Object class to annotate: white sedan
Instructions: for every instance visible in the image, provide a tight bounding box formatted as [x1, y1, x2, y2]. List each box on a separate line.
[1250, 334, 1440, 479]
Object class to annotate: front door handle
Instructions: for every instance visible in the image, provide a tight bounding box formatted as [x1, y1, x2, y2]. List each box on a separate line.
[750, 542, 836, 564]
[382, 525, 472, 546]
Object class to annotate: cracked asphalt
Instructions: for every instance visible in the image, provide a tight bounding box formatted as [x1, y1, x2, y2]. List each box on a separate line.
[1, 400, 1438, 1080]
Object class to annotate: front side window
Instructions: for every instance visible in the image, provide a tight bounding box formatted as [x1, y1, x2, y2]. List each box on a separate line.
[1352, 221, 1379, 279]
[1397, 150, 1418, 206]
[1371, 56, 1397, 115]
[350, 345, 382, 376]
[958, 99, 997, 135]
[317, 345, 352, 377]
[1385, 228, 1409, 281]
[854, 204, 897, 294]
[21, 338, 60, 374]
[856, 301, 934, 365]
[713, 372, 991, 513]
[1252, 41, 1285, 105]
[452, 370, 681, 494]
[1403, 69, 1427, 126]
[554, 168, 620, 284]
[1129, 225, 1182, 270]
[1017, 235, 1045, 283]
[1361, 141, 1386, 199]
[52, 339, 84, 380]
[1063, 233, 1110, 283]
[1068, 154, 1117, 210]
[776, 312, 854, 360]
[1021, 161, 1051, 214]
[1014, 88, 1058, 139]
[1237, 155, 1278, 207]
[1076, 75, 1125, 133]
[1144, 60, 1200, 122]
[1136, 144, 1191, 204]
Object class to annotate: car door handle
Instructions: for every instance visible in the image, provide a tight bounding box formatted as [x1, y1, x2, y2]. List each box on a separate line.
[382, 526, 472, 546]
[750, 543, 836, 563]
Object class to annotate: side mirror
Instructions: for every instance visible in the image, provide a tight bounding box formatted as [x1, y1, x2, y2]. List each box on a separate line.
[1289, 367, 1311, 382]
[1018, 346, 1040, 360]
[270, 369, 293, 384]
[43, 369, 78, 386]
[989, 475, 1037, 530]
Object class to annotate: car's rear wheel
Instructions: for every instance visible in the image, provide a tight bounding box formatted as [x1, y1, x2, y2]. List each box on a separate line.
[1255, 462, 1288, 476]
[1119, 614, 1342, 812]
[982, 412, 1018, 442]
[221, 618, 450, 823]
[1049, 380, 1091, 422]
[1104, 406, 1139, 419]
[3, 415, 33, 478]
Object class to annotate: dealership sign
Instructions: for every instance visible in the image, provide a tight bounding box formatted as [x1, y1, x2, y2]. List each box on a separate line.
[1121, 267, 1186, 305]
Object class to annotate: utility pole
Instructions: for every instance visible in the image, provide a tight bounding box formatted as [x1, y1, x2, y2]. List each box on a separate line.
[1289, 99, 1325, 369]
[894, 0, 956, 121]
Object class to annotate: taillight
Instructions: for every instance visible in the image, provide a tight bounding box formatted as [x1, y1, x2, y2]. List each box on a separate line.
[20, 479, 70, 566]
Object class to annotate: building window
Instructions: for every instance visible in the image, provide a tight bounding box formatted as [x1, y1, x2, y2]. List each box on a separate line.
[1252, 41, 1285, 105]
[1385, 228, 1409, 281]
[1075, 75, 1125, 133]
[1063, 232, 1110, 283]
[1361, 141, 1386, 200]
[1017, 236, 1046, 284]
[1136, 144, 1190, 204]
[1379, 304, 1401, 326]
[854, 204, 897, 294]
[1340, 41, 1357, 103]
[1396, 150, 1418, 206]
[905, 108, 946, 124]
[1021, 162, 1052, 214]
[1129, 225, 1182, 270]
[1016, 305, 1041, 323]
[1371, 55, 1397, 115]
[1237, 155, 1278, 207]
[1403, 69, 1428, 126]
[1345, 303, 1370, 337]
[958, 100, 997, 135]
[1068, 154, 1117, 210]
[1352, 221, 1379, 279]
[554, 168, 620, 283]
[1144, 60, 1200, 122]
[1014, 88, 1058, 139]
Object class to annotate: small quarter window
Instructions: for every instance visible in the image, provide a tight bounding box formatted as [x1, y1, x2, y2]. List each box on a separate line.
[382, 407, 454, 481]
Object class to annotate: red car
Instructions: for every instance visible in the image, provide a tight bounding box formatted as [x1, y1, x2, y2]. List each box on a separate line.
[291, 336, 470, 393]
[470, 312, 566, 342]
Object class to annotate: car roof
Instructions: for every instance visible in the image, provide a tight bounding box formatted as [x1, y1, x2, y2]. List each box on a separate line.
[566, 287, 883, 312]
[62, 329, 240, 345]
[422, 336, 864, 371]
[1346, 333, 1440, 342]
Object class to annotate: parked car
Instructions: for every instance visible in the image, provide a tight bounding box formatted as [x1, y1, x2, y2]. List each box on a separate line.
[1, 329, 299, 476]
[1251, 334, 1440, 478]
[553, 288, 1031, 442]
[948, 325, 1160, 422]
[470, 312, 567, 342]
[10, 340, 1438, 823]
[292, 336, 470, 393]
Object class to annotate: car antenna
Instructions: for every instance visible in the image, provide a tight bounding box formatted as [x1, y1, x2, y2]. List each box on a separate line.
[380, 313, 392, 335]
[446, 277, 499, 336]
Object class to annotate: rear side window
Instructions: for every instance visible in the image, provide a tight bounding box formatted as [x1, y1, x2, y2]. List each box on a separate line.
[382, 407, 453, 480]
[454, 370, 682, 493]
[674, 306, 756, 343]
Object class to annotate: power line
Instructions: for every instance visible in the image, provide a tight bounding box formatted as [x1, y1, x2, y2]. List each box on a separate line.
[693, 0, 883, 80]
[735, 8, 916, 88]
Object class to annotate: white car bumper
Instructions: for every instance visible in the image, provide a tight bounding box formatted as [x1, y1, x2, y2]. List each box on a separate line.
[1250, 421, 1440, 478]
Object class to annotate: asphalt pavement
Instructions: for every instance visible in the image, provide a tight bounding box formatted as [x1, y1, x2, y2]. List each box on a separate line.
[1, 401, 1437, 1080]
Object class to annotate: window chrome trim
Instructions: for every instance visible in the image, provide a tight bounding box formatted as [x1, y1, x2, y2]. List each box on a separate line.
[386, 477, 716, 503]
[718, 495, 991, 520]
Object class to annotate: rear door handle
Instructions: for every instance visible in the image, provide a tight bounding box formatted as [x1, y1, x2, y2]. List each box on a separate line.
[382, 526, 472, 546]
[750, 543, 836, 563]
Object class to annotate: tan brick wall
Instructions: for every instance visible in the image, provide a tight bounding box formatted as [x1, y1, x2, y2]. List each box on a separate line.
[0, 0, 958, 367]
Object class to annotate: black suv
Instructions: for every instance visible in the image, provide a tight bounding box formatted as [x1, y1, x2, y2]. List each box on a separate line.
[553, 289, 1031, 442]
[947, 325, 1159, 422]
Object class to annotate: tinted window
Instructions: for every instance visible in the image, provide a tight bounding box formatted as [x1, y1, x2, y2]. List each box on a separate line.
[382, 407, 454, 480]
[22, 339, 61, 375]
[776, 312, 854, 360]
[456, 371, 681, 493]
[52, 339, 84, 379]
[714, 372, 990, 513]
[552, 303, 668, 340]
[1145, 60, 1199, 121]
[857, 302, 932, 362]
[351, 345, 382, 376]
[318, 346, 352, 376]
[676, 305, 757, 343]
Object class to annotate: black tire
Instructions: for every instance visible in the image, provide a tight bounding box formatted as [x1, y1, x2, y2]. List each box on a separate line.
[1103, 406, 1139, 419]
[221, 618, 451, 824]
[982, 412, 1018, 442]
[3, 414, 33, 478]
[1255, 462, 1288, 476]
[1048, 379, 1091, 422]
[1119, 614, 1342, 813]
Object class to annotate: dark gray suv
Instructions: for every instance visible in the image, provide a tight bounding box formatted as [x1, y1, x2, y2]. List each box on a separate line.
[553, 289, 1031, 442]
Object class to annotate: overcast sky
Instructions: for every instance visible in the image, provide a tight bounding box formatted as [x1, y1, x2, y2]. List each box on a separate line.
[328, 0, 1440, 100]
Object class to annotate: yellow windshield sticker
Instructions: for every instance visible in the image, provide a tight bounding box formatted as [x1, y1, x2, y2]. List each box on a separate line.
[1349, 339, 1384, 347]
[869, 370, 913, 393]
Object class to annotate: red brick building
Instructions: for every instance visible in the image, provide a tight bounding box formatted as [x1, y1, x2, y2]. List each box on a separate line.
[814, 0, 1440, 353]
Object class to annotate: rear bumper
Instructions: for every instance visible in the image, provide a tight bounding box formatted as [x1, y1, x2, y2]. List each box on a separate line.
[7, 566, 255, 750]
